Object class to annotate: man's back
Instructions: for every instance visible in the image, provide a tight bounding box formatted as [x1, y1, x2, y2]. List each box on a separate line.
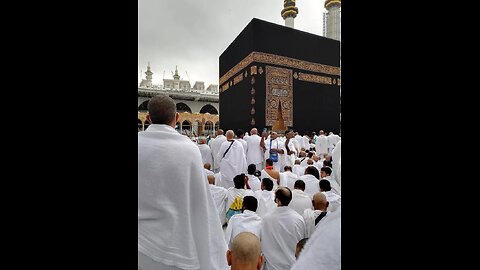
[289, 189, 313, 216]
[218, 140, 247, 188]
[292, 164, 306, 177]
[299, 174, 320, 198]
[226, 188, 255, 214]
[238, 138, 248, 155]
[302, 136, 310, 151]
[302, 209, 325, 238]
[211, 135, 227, 171]
[225, 210, 262, 248]
[254, 190, 276, 218]
[327, 134, 336, 152]
[138, 124, 228, 270]
[261, 207, 306, 270]
[245, 134, 263, 165]
[331, 140, 341, 185]
[291, 207, 341, 270]
[209, 184, 228, 225]
[279, 171, 298, 190]
[197, 143, 213, 166]
[246, 174, 261, 192]
[315, 135, 329, 154]
[323, 190, 341, 212]
[261, 169, 279, 188]
[323, 175, 341, 195]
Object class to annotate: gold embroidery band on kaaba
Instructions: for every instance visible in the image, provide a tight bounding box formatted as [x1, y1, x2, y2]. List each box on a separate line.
[298, 72, 332, 85]
[219, 51, 340, 86]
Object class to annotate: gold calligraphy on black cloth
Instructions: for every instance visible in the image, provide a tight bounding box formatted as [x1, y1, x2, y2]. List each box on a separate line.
[266, 66, 293, 128]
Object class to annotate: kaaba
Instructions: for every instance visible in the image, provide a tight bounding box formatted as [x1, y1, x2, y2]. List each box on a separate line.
[219, 18, 340, 135]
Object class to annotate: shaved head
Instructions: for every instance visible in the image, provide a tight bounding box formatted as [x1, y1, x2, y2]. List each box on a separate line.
[226, 130, 235, 139]
[313, 192, 329, 211]
[227, 232, 263, 269]
[217, 129, 224, 135]
[207, 175, 215, 185]
[250, 128, 258, 135]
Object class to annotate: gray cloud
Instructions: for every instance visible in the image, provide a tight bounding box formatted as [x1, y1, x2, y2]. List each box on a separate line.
[139, 0, 325, 86]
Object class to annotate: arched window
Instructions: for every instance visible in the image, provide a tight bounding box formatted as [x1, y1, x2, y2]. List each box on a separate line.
[200, 104, 218, 114]
[176, 103, 192, 113]
[138, 100, 150, 111]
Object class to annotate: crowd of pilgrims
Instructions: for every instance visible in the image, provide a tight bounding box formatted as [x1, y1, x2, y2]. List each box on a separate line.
[201, 128, 340, 269]
[138, 94, 340, 270]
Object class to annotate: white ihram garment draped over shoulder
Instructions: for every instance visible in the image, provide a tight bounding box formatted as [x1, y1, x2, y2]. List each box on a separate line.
[210, 135, 227, 171]
[224, 209, 262, 248]
[261, 206, 306, 270]
[245, 134, 263, 167]
[217, 140, 247, 188]
[138, 124, 228, 270]
[291, 207, 341, 270]
[197, 143, 213, 166]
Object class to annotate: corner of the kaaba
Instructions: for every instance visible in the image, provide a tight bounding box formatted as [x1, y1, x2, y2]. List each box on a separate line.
[219, 18, 341, 135]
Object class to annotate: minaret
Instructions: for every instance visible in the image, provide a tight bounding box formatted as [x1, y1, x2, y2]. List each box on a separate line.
[325, 0, 341, 41]
[281, 0, 298, 28]
[145, 62, 153, 83]
[140, 62, 153, 88]
[173, 65, 180, 80]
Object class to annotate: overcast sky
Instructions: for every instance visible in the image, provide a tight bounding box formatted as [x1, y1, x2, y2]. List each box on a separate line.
[138, 0, 326, 87]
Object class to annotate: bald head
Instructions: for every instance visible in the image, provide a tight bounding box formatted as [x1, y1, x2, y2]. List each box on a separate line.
[147, 94, 177, 126]
[226, 130, 235, 139]
[217, 129, 224, 136]
[313, 192, 329, 211]
[250, 128, 258, 135]
[207, 175, 215, 185]
[199, 137, 207, 144]
[227, 232, 263, 270]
